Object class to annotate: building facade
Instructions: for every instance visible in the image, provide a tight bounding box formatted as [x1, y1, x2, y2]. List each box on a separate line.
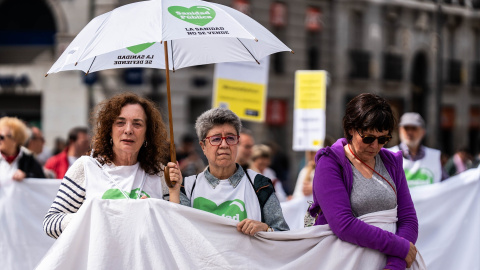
[1, 0, 480, 189]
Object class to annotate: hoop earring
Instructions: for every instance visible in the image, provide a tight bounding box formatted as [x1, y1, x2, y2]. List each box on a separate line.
[110, 138, 113, 145]
[144, 141, 147, 147]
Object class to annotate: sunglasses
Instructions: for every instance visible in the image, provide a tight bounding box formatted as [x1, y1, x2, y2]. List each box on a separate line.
[0, 134, 12, 141]
[203, 135, 240, 146]
[356, 130, 392, 145]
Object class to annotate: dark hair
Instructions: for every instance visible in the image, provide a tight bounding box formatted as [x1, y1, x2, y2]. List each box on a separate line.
[90, 92, 169, 175]
[68, 127, 89, 144]
[343, 93, 396, 141]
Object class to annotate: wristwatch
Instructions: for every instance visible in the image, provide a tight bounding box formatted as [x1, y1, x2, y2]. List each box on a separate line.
[267, 226, 274, 232]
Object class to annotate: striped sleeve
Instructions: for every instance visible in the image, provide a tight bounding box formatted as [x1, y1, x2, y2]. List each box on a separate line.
[43, 157, 86, 239]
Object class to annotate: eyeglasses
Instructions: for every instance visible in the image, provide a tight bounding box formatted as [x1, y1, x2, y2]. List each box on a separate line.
[356, 130, 392, 145]
[0, 134, 12, 141]
[203, 135, 240, 146]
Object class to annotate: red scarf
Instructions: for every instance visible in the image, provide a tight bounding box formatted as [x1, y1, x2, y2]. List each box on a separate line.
[1, 151, 19, 164]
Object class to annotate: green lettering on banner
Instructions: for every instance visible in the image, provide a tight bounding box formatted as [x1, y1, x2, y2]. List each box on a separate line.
[168, 6, 216, 26]
[102, 188, 150, 199]
[127, 42, 155, 54]
[193, 197, 247, 221]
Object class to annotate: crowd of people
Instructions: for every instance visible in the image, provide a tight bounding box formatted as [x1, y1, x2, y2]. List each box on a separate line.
[1, 91, 477, 269]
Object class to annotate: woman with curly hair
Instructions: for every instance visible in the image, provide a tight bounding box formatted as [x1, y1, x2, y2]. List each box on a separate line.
[44, 93, 170, 239]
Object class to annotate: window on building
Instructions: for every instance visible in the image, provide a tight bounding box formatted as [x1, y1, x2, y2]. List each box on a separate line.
[305, 7, 322, 70]
[0, 0, 56, 64]
[384, 11, 398, 49]
[350, 11, 364, 49]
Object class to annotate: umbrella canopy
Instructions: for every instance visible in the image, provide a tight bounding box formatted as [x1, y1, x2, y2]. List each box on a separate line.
[47, 0, 292, 74]
[46, 0, 292, 186]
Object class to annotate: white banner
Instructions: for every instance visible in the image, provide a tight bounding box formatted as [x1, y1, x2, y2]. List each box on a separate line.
[0, 179, 61, 270]
[36, 198, 425, 270]
[2, 168, 480, 269]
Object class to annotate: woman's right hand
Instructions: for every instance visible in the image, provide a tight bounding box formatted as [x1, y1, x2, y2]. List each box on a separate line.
[12, 169, 26, 181]
[166, 162, 183, 191]
[166, 162, 183, 204]
[405, 242, 417, 268]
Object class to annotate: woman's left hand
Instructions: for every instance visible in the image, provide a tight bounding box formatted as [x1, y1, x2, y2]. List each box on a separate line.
[12, 169, 26, 181]
[237, 219, 269, 236]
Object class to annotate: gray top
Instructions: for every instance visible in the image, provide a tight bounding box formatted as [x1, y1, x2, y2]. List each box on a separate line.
[179, 164, 290, 231]
[350, 155, 397, 217]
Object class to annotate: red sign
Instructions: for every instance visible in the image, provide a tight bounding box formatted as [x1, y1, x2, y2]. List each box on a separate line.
[266, 99, 287, 126]
[470, 107, 480, 129]
[233, 0, 251, 15]
[305, 7, 322, 32]
[270, 2, 287, 28]
[441, 106, 455, 129]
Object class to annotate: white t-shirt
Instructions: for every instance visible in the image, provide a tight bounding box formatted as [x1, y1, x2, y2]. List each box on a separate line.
[388, 146, 442, 187]
[83, 156, 164, 200]
[183, 170, 262, 222]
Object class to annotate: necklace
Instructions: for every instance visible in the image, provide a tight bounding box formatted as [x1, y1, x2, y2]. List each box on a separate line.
[348, 144, 397, 196]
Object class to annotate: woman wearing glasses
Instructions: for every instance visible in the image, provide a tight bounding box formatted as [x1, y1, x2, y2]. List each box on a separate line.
[0, 117, 45, 183]
[167, 108, 289, 235]
[307, 93, 419, 270]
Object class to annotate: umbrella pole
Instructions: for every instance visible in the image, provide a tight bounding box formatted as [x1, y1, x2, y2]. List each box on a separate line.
[163, 41, 176, 188]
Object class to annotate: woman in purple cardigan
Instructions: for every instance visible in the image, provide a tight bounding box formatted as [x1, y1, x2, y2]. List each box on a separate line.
[309, 93, 418, 270]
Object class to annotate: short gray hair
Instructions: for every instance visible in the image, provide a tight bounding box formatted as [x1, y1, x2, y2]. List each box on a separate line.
[195, 108, 242, 141]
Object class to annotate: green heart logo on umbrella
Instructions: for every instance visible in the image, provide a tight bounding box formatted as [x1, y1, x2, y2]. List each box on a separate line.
[193, 197, 247, 221]
[102, 188, 150, 199]
[168, 6, 216, 26]
[127, 42, 155, 54]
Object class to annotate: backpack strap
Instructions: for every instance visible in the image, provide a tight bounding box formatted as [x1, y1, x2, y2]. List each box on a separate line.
[245, 171, 275, 223]
[180, 174, 198, 200]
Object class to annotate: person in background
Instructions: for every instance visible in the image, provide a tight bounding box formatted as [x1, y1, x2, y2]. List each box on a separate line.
[444, 147, 473, 177]
[292, 151, 316, 200]
[309, 93, 418, 269]
[24, 126, 45, 157]
[176, 134, 205, 176]
[250, 144, 287, 202]
[43, 93, 170, 239]
[293, 137, 334, 200]
[0, 117, 45, 183]
[265, 141, 291, 195]
[235, 128, 255, 171]
[52, 137, 67, 156]
[388, 112, 445, 187]
[167, 108, 289, 235]
[44, 127, 90, 179]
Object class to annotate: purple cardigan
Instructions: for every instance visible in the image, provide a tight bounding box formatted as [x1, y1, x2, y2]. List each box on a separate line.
[309, 138, 418, 270]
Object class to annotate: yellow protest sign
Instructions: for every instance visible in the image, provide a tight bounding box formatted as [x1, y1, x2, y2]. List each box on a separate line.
[213, 58, 269, 122]
[295, 71, 326, 109]
[293, 70, 327, 151]
[213, 78, 266, 121]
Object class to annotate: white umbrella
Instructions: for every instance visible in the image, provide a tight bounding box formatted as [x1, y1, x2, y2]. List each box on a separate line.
[46, 0, 293, 185]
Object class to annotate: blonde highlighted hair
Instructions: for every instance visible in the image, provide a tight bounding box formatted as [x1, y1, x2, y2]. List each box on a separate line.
[0, 116, 29, 146]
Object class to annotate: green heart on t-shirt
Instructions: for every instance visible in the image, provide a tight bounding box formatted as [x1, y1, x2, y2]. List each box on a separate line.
[193, 197, 247, 221]
[405, 168, 434, 182]
[168, 6, 216, 26]
[102, 188, 150, 199]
